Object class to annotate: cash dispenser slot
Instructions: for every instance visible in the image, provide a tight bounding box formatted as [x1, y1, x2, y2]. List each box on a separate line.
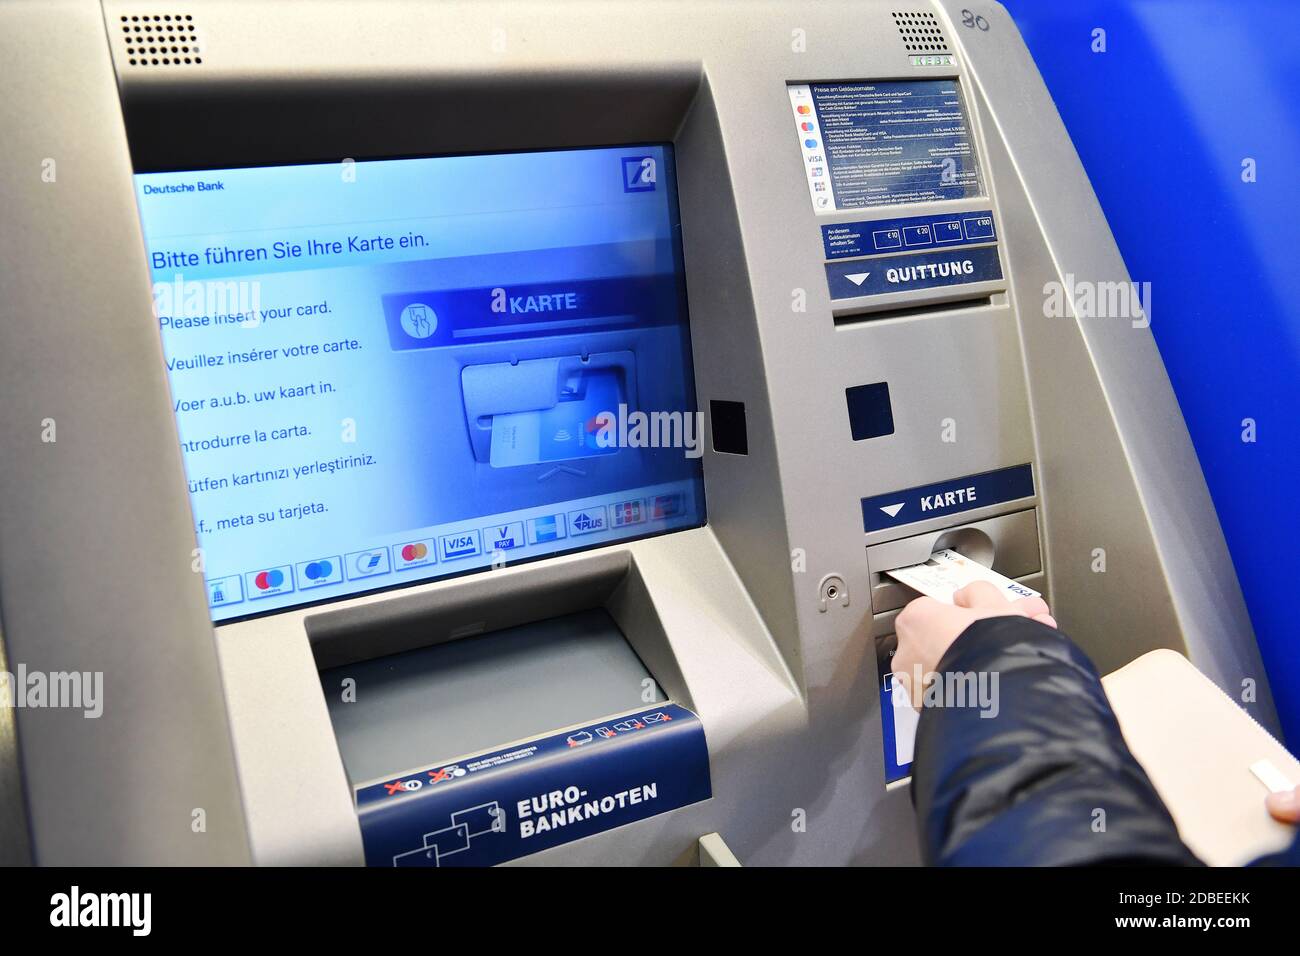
[306, 553, 713, 867]
[867, 508, 1042, 615]
[320, 608, 666, 787]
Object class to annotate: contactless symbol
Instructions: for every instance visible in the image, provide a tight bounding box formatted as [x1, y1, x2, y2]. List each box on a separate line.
[399, 302, 437, 339]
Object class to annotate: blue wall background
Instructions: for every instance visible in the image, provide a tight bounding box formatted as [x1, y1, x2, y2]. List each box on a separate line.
[1000, 0, 1300, 747]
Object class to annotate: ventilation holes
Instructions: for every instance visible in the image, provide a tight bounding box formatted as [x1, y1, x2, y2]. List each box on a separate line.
[118, 13, 201, 67]
[891, 10, 949, 53]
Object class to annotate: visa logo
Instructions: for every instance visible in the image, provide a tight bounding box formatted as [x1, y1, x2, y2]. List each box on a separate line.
[441, 531, 481, 559]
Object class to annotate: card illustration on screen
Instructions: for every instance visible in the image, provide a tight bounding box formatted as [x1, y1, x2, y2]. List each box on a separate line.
[489, 368, 625, 468]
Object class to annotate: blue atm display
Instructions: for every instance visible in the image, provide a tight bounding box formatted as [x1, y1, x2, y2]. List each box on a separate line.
[133, 146, 705, 621]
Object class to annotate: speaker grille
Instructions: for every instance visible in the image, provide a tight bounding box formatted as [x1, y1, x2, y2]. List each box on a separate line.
[117, 12, 201, 67]
[891, 10, 949, 53]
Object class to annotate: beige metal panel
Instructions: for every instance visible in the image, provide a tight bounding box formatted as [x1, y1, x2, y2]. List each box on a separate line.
[0, 0, 250, 863]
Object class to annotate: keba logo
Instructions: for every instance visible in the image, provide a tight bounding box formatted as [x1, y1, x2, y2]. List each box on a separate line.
[49, 886, 151, 936]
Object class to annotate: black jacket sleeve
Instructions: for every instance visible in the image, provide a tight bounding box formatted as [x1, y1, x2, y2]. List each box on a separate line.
[909, 616, 1202, 866]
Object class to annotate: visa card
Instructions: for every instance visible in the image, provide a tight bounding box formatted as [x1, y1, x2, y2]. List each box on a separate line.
[885, 548, 1039, 605]
[489, 368, 624, 468]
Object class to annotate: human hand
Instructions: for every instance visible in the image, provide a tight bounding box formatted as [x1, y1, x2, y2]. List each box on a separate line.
[891, 580, 1057, 709]
[1265, 786, 1300, 825]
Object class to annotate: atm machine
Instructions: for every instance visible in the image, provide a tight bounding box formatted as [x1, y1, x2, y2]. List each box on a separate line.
[0, 0, 1277, 866]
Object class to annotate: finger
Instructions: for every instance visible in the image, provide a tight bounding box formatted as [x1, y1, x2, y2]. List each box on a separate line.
[1265, 787, 1300, 824]
[889, 636, 918, 707]
[895, 594, 943, 633]
[890, 648, 909, 677]
[889, 667, 924, 711]
[1009, 595, 1051, 619]
[953, 580, 1008, 609]
[1032, 613, 1058, 629]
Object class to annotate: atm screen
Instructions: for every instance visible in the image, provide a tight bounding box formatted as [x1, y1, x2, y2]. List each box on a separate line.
[133, 145, 706, 622]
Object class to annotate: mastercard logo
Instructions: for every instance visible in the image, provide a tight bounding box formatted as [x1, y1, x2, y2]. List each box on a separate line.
[797, 104, 811, 114]
[254, 568, 285, 590]
[400, 542, 428, 562]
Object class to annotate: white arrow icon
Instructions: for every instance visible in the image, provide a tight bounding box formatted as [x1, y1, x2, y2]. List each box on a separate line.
[537, 465, 585, 480]
[880, 502, 905, 518]
[845, 272, 871, 286]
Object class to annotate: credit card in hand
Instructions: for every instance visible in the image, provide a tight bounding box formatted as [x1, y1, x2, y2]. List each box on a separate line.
[885, 548, 1039, 604]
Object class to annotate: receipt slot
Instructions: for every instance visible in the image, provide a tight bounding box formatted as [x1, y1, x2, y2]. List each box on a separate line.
[0, 0, 1275, 866]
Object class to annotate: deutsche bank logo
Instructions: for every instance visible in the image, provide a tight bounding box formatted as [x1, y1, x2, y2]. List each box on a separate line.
[622, 156, 657, 192]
